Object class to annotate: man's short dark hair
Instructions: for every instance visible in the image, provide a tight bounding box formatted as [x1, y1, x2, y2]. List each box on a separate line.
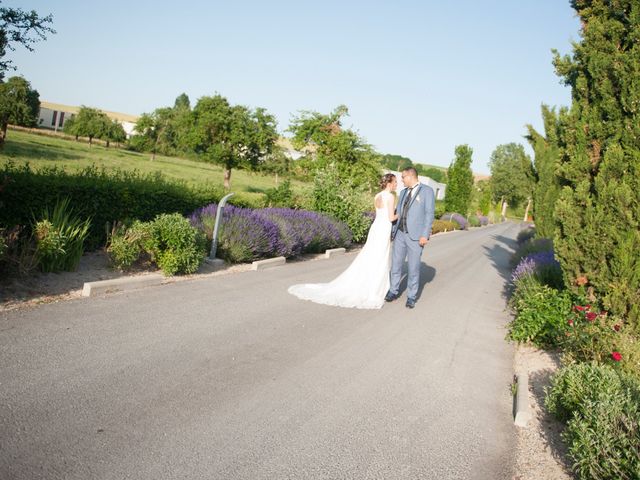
[402, 167, 418, 178]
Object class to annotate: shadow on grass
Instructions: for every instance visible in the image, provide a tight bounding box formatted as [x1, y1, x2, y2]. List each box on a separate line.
[3, 136, 86, 162]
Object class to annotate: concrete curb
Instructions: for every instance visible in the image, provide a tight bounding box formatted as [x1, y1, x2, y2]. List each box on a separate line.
[514, 371, 532, 427]
[82, 274, 165, 297]
[251, 256, 286, 271]
[324, 247, 346, 258]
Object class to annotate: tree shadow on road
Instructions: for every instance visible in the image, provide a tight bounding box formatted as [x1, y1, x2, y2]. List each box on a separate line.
[483, 241, 516, 301]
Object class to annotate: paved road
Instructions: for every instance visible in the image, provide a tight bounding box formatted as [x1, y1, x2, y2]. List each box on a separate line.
[0, 222, 521, 480]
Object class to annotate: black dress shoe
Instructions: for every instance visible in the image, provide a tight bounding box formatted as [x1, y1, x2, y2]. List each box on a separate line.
[384, 291, 399, 302]
[405, 297, 416, 309]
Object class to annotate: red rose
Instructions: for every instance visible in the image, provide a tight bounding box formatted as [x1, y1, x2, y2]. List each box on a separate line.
[574, 305, 586, 312]
[568, 319, 574, 326]
[611, 351, 622, 362]
[614, 324, 621, 332]
[585, 312, 597, 321]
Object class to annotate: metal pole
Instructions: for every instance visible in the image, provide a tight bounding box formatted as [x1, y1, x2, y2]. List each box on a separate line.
[209, 192, 234, 259]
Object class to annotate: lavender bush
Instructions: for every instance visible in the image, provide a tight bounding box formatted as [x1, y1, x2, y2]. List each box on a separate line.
[440, 213, 468, 230]
[477, 215, 489, 226]
[516, 226, 536, 245]
[190, 204, 352, 263]
[512, 249, 564, 290]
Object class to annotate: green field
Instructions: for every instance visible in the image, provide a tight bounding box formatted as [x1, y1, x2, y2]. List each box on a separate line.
[0, 129, 311, 203]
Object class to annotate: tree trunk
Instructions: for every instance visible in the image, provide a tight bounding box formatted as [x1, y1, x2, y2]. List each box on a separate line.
[89, 136, 93, 147]
[224, 167, 232, 190]
[0, 121, 7, 148]
[523, 198, 532, 222]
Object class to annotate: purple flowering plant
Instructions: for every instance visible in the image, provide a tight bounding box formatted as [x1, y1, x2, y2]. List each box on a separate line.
[440, 213, 468, 230]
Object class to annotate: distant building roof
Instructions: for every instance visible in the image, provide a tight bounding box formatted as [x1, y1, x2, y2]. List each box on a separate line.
[40, 101, 140, 123]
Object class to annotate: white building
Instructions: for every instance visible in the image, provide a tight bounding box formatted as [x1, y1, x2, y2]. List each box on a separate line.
[387, 170, 446, 200]
[37, 101, 139, 137]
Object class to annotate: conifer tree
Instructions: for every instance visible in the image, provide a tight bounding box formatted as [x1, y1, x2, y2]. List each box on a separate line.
[525, 105, 564, 239]
[553, 0, 640, 328]
[444, 144, 474, 215]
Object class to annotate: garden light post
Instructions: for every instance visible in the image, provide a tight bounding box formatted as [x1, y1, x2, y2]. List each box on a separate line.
[209, 192, 234, 260]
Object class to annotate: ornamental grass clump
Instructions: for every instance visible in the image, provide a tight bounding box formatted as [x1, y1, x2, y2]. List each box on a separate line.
[33, 198, 91, 272]
[545, 363, 640, 480]
[440, 213, 468, 230]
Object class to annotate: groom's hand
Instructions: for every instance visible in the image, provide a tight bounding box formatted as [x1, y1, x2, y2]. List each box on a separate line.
[419, 236, 428, 247]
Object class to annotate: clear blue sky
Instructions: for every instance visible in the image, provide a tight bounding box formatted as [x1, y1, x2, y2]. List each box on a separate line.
[9, 0, 580, 174]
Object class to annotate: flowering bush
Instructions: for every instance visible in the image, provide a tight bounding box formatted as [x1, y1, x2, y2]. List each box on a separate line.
[440, 213, 468, 230]
[511, 237, 554, 268]
[477, 215, 489, 226]
[561, 305, 640, 380]
[190, 204, 352, 263]
[545, 363, 640, 480]
[511, 250, 564, 290]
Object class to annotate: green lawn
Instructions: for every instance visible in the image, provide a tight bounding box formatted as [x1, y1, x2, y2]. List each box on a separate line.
[0, 129, 311, 202]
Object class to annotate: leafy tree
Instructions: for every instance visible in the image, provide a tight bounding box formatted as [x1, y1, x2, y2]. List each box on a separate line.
[103, 119, 126, 148]
[0, 2, 55, 80]
[134, 108, 174, 160]
[552, 0, 640, 328]
[192, 94, 278, 189]
[63, 106, 109, 146]
[380, 153, 413, 171]
[476, 179, 492, 216]
[488, 143, 534, 209]
[525, 105, 564, 238]
[288, 105, 382, 190]
[0, 75, 39, 146]
[444, 144, 474, 214]
[419, 166, 447, 183]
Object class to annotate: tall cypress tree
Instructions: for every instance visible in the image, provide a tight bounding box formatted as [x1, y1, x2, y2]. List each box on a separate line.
[525, 105, 564, 239]
[553, 0, 640, 328]
[444, 144, 474, 215]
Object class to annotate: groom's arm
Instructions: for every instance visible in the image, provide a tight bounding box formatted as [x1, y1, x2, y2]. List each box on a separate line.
[420, 187, 436, 241]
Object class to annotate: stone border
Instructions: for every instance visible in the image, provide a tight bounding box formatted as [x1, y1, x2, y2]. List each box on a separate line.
[324, 247, 346, 258]
[82, 274, 165, 297]
[251, 256, 286, 271]
[514, 371, 532, 427]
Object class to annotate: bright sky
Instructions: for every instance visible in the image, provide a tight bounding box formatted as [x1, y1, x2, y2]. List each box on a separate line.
[9, 1, 580, 174]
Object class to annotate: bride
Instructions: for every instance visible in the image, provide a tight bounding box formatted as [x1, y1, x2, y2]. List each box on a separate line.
[288, 173, 398, 309]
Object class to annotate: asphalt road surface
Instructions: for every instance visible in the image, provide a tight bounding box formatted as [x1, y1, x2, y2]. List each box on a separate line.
[1, 221, 521, 480]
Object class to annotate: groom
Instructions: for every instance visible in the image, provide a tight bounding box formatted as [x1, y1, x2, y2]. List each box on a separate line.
[385, 167, 435, 308]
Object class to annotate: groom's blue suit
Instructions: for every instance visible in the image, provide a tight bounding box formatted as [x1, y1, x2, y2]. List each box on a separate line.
[389, 183, 436, 302]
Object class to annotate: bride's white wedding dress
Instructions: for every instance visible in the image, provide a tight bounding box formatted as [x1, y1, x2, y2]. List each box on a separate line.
[288, 190, 394, 309]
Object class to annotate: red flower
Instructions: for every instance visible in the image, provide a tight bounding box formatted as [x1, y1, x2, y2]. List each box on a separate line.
[574, 305, 587, 312]
[614, 324, 621, 332]
[568, 319, 574, 326]
[612, 351, 622, 362]
[585, 312, 597, 322]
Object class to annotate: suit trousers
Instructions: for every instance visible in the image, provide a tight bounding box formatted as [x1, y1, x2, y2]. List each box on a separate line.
[389, 229, 423, 300]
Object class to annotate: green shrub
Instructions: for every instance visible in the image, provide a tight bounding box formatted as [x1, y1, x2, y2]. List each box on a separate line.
[431, 219, 457, 234]
[143, 213, 206, 276]
[508, 281, 573, 346]
[545, 363, 640, 480]
[33, 198, 91, 272]
[0, 163, 225, 249]
[468, 215, 480, 227]
[106, 221, 150, 270]
[434, 200, 446, 219]
[264, 179, 293, 207]
[312, 166, 372, 243]
[516, 226, 536, 245]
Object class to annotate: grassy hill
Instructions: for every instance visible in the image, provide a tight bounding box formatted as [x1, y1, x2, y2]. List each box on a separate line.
[0, 129, 311, 204]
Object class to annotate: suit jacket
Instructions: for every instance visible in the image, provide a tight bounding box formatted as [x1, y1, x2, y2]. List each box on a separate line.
[392, 183, 436, 241]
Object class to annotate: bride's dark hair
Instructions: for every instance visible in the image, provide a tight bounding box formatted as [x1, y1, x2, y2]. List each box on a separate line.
[379, 173, 396, 190]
